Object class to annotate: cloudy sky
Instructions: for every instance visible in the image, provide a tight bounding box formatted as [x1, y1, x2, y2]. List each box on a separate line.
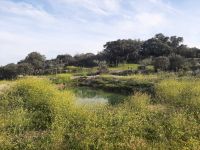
[0, 0, 200, 65]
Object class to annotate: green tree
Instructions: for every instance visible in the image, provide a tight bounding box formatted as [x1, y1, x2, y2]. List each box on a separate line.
[74, 53, 97, 67]
[0, 63, 18, 79]
[169, 36, 183, 49]
[17, 63, 34, 75]
[141, 37, 172, 57]
[56, 54, 75, 66]
[19, 52, 46, 74]
[103, 39, 142, 66]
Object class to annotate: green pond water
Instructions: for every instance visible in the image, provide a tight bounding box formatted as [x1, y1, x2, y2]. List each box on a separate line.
[73, 87, 127, 105]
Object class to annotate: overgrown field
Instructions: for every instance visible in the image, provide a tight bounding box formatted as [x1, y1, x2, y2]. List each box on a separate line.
[1, 76, 200, 149]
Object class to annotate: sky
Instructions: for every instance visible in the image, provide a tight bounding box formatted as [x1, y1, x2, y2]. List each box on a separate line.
[0, 0, 200, 65]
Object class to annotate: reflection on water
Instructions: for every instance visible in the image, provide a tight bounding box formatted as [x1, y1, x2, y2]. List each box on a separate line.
[73, 87, 127, 105]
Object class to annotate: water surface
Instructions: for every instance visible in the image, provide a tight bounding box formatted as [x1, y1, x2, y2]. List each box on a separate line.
[73, 87, 127, 105]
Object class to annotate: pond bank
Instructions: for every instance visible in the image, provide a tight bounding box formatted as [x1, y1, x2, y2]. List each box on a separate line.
[74, 75, 156, 95]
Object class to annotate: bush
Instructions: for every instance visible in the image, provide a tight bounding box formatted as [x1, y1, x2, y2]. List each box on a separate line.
[169, 54, 184, 71]
[154, 56, 170, 71]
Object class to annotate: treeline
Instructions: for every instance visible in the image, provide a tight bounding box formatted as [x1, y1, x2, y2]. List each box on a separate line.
[1, 33, 200, 79]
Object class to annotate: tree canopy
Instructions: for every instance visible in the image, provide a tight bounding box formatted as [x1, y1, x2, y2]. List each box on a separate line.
[1, 33, 200, 79]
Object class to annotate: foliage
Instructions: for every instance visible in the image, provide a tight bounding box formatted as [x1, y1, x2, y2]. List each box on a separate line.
[109, 63, 139, 71]
[1, 77, 200, 149]
[74, 53, 98, 67]
[169, 54, 185, 71]
[17, 63, 34, 75]
[154, 56, 170, 71]
[0, 63, 18, 80]
[126, 92, 150, 111]
[50, 73, 72, 84]
[142, 37, 172, 57]
[77, 74, 156, 95]
[0, 77, 74, 149]
[96, 61, 109, 74]
[156, 79, 200, 110]
[1, 33, 200, 79]
[103, 39, 142, 66]
[19, 52, 46, 71]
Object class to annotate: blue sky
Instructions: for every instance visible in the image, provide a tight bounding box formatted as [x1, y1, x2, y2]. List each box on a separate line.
[0, 0, 200, 65]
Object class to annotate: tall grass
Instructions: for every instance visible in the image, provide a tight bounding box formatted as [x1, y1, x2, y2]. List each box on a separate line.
[49, 73, 72, 84]
[156, 79, 200, 110]
[0, 77, 74, 149]
[1, 77, 200, 149]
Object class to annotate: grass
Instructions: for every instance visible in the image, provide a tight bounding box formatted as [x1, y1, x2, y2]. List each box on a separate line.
[100, 74, 159, 82]
[77, 74, 158, 95]
[49, 73, 72, 84]
[66, 66, 98, 76]
[109, 63, 154, 71]
[0, 76, 200, 149]
[156, 79, 200, 110]
[109, 64, 139, 71]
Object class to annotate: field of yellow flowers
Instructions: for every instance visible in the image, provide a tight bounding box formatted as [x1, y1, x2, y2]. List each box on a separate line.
[0, 76, 200, 149]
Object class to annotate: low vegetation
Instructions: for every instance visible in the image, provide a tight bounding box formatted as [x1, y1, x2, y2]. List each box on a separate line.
[1, 76, 200, 149]
[1, 32, 200, 149]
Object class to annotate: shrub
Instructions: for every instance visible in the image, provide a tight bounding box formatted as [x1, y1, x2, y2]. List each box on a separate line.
[169, 54, 184, 71]
[154, 56, 170, 71]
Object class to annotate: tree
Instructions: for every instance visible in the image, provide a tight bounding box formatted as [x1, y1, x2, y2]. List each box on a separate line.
[19, 52, 46, 70]
[169, 36, 183, 49]
[56, 54, 75, 66]
[153, 56, 170, 71]
[74, 53, 98, 67]
[0, 63, 18, 79]
[17, 63, 34, 75]
[141, 38, 172, 57]
[169, 54, 184, 71]
[103, 39, 142, 66]
[155, 33, 169, 43]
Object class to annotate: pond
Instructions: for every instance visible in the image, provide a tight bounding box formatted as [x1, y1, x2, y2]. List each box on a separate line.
[72, 87, 128, 105]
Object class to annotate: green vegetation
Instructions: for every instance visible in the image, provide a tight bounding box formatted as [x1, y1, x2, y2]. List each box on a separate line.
[1, 76, 200, 149]
[1, 33, 200, 149]
[49, 73, 72, 84]
[0, 77, 74, 149]
[109, 63, 154, 71]
[77, 74, 160, 95]
[1, 33, 200, 80]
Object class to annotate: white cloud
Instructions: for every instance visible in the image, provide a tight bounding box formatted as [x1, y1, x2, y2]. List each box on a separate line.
[55, 0, 121, 15]
[0, 0, 199, 65]
[0, 0, 56, 23]
[135, 12, 166, 27]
